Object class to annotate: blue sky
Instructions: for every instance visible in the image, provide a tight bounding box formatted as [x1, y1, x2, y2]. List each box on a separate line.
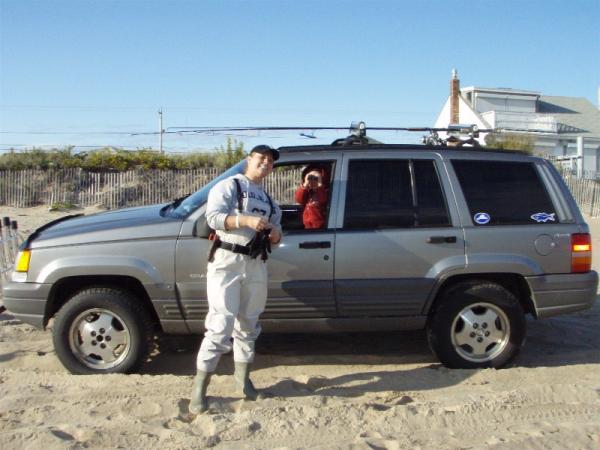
[1, 0, 599, 152]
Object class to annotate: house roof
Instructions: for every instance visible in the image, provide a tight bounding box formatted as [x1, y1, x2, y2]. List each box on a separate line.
[461, 86, 541, 97]
[538, 96, 600, 139]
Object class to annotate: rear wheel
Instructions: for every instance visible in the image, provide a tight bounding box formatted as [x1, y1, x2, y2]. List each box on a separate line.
[427, 281, 526, 369]
[52, 287, 153, 374]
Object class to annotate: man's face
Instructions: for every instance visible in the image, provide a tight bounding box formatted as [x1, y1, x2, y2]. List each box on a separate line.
[246, 152, 274, 179]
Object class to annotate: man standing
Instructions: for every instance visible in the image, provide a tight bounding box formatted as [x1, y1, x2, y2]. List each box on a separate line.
[189, 145, 282, 414]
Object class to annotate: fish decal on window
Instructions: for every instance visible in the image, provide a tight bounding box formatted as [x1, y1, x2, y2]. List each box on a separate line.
[531, 212, 556, 223]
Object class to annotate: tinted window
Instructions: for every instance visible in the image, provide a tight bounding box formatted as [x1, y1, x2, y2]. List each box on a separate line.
[452, 160, 556, 225]
[344, 159, 449, 229]
[413, 160, 451, 227]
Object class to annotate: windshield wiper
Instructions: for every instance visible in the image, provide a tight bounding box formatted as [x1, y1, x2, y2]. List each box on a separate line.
[160, 193, 191, 216]
[171, 193, 191, 208]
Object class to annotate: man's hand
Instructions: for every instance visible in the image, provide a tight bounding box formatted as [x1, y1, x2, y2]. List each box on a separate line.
[241, 215, 269, 232]
[268, 228, 281, 245]
[303, 171, 322, 190]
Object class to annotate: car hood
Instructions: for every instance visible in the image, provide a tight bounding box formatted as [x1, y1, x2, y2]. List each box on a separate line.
[29, 204, 184, 249]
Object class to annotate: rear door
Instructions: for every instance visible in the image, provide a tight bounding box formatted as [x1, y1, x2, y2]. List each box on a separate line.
[334, 151, 466, 317]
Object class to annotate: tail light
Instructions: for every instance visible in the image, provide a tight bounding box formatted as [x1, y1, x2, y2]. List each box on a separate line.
[571, 233, 592, 273]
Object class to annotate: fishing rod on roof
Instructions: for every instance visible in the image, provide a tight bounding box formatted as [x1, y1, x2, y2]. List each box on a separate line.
[134, 121, 551, 147]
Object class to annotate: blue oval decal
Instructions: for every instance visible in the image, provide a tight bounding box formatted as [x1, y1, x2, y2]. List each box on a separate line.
[474, 212, 491, 225]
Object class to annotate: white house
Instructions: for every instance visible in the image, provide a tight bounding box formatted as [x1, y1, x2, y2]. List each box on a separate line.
[435, 71, 600, 178]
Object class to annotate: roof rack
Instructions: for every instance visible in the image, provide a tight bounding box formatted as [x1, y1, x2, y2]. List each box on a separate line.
[161, 122, 547, 148]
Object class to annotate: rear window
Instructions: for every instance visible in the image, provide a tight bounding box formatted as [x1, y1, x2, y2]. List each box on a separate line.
[452, 160, 556, 226]
[343, 159, 450, 229]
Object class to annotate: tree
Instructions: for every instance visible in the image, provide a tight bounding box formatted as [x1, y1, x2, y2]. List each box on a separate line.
[214, 138, 246, 168]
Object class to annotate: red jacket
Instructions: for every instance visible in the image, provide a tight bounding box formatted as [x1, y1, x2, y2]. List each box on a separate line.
[295, 186, 328, 229]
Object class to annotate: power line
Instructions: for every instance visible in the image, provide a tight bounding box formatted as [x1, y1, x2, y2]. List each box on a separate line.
[0, 131, 148, 135]
[0, 145, 217, 152]
[0, 104, 435, 115]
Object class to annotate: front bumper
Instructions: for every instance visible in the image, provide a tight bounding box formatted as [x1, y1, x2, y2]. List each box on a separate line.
[1, 281, 52, 328]
[526, 271, 598, 318]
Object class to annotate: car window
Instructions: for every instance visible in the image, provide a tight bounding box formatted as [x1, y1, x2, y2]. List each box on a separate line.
[413, 160, 451, 227]
[452, 160, 556, 225]
[268, 161, 334, 231]
[343, 159, 450, 229]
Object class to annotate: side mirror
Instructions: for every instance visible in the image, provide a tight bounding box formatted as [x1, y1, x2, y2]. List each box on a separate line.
[194, 214, 212, 238]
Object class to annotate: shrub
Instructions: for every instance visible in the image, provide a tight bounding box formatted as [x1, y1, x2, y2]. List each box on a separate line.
[484, 133, 535, 154]
[0, 140, 248, 171]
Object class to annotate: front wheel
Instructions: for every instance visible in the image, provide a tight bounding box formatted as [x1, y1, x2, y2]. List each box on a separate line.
[52, 287, 153, 374]
[427, 281, 526, 369]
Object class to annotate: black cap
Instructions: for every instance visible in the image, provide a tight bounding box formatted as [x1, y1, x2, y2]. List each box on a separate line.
[250, 144, 279, 161]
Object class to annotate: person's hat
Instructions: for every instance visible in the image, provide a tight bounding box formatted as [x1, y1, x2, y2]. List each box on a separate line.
[250, 144, 279, 161]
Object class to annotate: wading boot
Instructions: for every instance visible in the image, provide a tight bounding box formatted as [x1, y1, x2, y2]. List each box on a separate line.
[234, 362, 264, 401]
[189, 371, 211, 414]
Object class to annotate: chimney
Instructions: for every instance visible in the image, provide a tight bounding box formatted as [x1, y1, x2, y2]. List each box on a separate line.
[598, 86, 600, 110]
[450, 69, 460, 124]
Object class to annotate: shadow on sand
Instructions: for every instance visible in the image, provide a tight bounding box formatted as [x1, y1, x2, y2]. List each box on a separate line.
[144, 300, 600, 380]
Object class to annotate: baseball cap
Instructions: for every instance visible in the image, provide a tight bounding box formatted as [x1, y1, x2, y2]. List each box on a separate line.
[250, 144, 279, 161]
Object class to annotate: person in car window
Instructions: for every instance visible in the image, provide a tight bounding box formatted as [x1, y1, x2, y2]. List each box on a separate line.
[189, 145, 282, 414]
[295, 165, 329, 229]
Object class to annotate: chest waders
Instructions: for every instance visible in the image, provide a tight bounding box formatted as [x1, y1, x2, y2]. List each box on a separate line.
[207, 178, 274, 262]
[191, 177, 275, 413]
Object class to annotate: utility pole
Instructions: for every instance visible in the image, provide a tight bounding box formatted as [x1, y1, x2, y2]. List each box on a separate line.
[158, 108, 164, 153]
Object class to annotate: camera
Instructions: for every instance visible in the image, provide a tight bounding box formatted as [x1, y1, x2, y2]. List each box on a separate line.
[307, 175, 319, 182]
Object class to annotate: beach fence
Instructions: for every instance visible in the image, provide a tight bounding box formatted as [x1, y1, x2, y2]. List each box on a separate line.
[1, 166, 599, 214]
[0, 217, 24, 313]
[0, 168, 220, 209]
[562, 175, 600, 217]
[0, 167, 303, 209]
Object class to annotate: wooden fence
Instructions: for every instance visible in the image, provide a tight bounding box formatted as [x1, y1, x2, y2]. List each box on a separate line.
[563, 175, 600, 217]
[2, 168, 600, 217]
[0, 167, 302, 209]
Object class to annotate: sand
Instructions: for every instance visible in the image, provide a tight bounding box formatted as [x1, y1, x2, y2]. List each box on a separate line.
[1, 205, 599, 449]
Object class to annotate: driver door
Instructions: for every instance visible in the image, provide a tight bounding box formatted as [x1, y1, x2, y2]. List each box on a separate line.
[262, 158, 339, 319]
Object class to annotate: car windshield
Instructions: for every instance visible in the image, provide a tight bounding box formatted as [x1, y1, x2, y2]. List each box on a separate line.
[163, 159, 247, 219]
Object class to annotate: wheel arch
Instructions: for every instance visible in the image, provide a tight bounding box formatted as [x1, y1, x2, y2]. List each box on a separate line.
[45, 275, 161, 331]
[425, 273, 536, 319]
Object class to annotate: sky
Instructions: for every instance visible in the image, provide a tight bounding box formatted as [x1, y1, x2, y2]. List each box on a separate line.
[0, 0, 599, 152]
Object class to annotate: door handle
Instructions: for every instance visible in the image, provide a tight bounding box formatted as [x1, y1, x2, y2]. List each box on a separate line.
[299, 241, 332, 249]
[427, 236, 457, 244]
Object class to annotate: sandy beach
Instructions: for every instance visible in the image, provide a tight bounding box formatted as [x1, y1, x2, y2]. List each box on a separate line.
[1, 205, 599, 449]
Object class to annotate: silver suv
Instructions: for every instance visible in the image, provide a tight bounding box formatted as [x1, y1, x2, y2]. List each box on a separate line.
[3, 141, 598, 374]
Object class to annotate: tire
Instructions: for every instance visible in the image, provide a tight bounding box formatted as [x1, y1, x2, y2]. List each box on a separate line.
[52, 287, 153, 374]
[427, 281, 526, 369]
